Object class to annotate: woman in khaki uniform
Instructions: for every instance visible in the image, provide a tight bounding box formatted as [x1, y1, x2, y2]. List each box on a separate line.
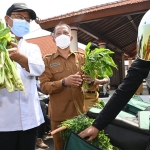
[40, 23, 94, 150]
[84, 77, 110, 112]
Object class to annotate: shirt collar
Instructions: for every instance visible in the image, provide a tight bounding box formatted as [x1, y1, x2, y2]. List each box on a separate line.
[18, 38, 26, 49]
[54, 50, 75, 59]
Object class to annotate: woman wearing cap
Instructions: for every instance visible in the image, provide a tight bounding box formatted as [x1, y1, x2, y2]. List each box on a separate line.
[0, 3, 45, 150]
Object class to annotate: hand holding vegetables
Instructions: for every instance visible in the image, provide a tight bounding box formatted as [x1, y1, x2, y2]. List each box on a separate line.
[82, 42, 117, 89]
[7, 42, 21, 61]
[7, 42, 29, 72]
[79, 100, 106, 142]
[79, 125, 99, 142]
[82, 74, 94, 85]
[64, 72, 83, 86]
[53, 114, 120, 150]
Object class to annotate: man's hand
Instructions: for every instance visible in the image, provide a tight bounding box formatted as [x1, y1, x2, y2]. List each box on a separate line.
[7, 42, 21, 62]
[7, 42, 29, 72]
[82, 74, 94, 85]
[65, 72, 83, 86]
[78, 126, 99, 142]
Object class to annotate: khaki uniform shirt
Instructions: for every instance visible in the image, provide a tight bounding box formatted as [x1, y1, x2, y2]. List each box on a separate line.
[40, 50, 85, 121]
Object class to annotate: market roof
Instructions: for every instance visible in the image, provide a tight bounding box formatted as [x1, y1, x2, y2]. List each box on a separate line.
[36, 0, 150, 59]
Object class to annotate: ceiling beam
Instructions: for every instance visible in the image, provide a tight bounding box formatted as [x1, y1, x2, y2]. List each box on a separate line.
[127, 47, 137, 58]
[79, 24, 131, 55]
[78, 38, 87, 46]
[131, 48, 137, 54]
[121, 40, 137, 49]
[80, 11, 146, 24]
[127, 15, 138, 31]
[78, 38, 121, 56]
[78, 27, 99, 40]
[106, 15, 140, 35]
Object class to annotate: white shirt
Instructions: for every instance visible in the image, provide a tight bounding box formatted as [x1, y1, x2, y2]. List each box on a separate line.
[0, 39, 45, 131]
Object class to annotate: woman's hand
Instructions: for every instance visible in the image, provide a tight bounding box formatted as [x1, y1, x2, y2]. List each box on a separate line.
[82, 74, 94, 85]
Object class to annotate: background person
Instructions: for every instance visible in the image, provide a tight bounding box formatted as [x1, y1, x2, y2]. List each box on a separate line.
[98, 76, 110, 98]
[83, 77, 110, 112]
[36, 77, 50, 149]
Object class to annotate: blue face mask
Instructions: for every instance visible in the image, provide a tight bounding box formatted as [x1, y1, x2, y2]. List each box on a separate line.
[9, 18, 30, 37]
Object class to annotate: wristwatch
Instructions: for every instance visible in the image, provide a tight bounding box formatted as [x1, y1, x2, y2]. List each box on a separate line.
[62, 78, 67, 87]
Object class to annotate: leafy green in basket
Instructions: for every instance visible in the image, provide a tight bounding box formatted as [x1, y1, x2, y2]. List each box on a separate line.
[59, 114, 120, 150]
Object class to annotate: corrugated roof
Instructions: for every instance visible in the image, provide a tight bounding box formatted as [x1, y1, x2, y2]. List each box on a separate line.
[37, 0, 148, 23]
[31, 0, 150, 86]
[26, 36, 85, 56]
[36, 0, 150, 60]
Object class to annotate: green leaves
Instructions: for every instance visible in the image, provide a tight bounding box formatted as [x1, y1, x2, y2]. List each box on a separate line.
[82, 42, 117, 88]
[93, 100, 105, 109]
[0, 27, 10, 40]
[59, 114, 120, 150]
[0, 19, 4, 30]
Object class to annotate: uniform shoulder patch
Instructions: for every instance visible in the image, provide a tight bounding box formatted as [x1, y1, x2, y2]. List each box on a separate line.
[44, 53, 55, 58]
[74, 51, 85, 55]
[45, 54, 52, 57]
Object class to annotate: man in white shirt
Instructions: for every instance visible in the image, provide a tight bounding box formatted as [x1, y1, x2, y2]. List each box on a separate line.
[0, 3, 45, 150]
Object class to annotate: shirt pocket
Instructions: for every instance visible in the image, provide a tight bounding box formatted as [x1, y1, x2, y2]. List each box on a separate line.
[50, 65, 65, 80]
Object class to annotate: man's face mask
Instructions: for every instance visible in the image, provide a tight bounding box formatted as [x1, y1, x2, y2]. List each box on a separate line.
[9, 17, 30, 37]
[55, 34, 71, 49]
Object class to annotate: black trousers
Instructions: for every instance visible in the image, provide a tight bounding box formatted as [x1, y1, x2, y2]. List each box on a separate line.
[93, 58, 150, 130]
[0, 127, 37, 150]
[37, 99, 50, 138]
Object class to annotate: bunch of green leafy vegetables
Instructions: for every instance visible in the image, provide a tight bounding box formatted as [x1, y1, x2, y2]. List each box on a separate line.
[82, 42, 117, 88]
[0, 19, 25, 93]
[93, 100, 105, 109]
[59, 114, 120, 150]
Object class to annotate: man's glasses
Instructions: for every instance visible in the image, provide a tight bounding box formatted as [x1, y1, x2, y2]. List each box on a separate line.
[10, 14, 32, 23]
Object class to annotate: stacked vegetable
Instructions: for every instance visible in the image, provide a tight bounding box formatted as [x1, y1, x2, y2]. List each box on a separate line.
[51, 113, 120, 150]
[82, 42, 117, 88]
[93, 99, 105, 109]
[0, 19, 25, 93]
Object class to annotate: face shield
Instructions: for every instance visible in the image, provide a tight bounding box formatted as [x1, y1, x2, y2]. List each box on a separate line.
[137, 9, 150, 60]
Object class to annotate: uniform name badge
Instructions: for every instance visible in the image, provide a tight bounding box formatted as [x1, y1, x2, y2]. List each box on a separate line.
[50, 63, 60, 67]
